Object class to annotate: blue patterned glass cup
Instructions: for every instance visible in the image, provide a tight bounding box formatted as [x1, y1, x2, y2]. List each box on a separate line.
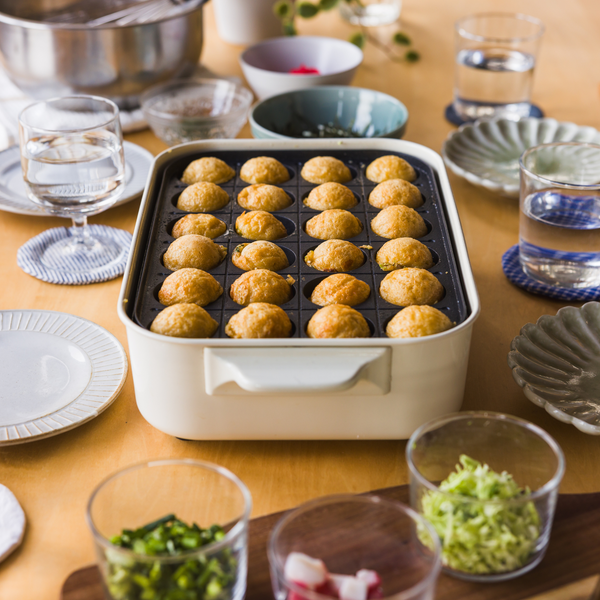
[519, 142, 600, 289]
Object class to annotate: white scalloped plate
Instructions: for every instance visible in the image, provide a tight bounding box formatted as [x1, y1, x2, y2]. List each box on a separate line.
[442, 117, 600, 198]
[508, 302, 600, 435]
[0, 310, 127, 445]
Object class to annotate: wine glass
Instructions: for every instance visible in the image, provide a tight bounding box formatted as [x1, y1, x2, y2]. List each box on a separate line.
[18, 95, 127, 273]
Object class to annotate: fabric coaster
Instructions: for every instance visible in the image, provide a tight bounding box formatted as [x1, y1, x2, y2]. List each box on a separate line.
[445, 103, 544, 127]
[17, 225, 132, 285]
[0, 484, 25, 563]
[502, 244, 600, 301]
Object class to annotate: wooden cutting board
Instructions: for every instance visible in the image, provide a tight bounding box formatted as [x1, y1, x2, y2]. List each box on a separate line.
[61, 486, 600, 600]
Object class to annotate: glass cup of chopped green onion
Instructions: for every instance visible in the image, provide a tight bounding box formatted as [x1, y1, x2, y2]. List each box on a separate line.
[406, 411, 565, 582]
[269, 494, 442, 600]
[86, 459, 252, 600]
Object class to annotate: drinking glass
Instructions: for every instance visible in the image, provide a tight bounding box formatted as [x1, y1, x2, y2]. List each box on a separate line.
[87, 459, 252, 600]
[339, 0, 401, 27]
[269, 495, 441, 600]
[519, 142, 600, 288]
[407, 412, 565, 582]
[18, 95, 126, 273]
[453, 13, 544, 122]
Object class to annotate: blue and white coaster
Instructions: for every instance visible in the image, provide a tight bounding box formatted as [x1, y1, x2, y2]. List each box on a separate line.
[17, 225, 132, 285]
[445, 102, 544, 127]
[502, 244, 600, 301]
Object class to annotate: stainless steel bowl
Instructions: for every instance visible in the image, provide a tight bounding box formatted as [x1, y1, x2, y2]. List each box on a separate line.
[0, 0, 207, 109]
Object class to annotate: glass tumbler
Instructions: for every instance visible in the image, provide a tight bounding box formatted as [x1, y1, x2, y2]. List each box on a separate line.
[453, 13, 544, 121]
[339, 0, 402, 27]
[269, 495, 441, 600]
[87, 459, 252, 600]
[19, 95, 127, 273]
[519, 142, 600, 288]
[406, 412, 565, 582]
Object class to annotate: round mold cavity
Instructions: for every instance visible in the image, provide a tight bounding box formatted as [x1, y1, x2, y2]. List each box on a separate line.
[160, 250, 226, 272]
[229, 242, 296, 272]
[235, 187, 295, 211]
[303, 311, 375, 338]
[301, 213, 364, 241]
[223, 312, 297, 338]
[302, 275, 372, 306]
[377, 279, 447, 308]
[238, 163, 296, 185]
[302, 245, 368, 272]
[300, 163, 358, 184]
[228, 277, 297, 306]
[373, 243, 440, 270]
[166, 215, 229, 239]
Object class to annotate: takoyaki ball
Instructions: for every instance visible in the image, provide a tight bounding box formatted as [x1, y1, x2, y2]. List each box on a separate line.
[181, 157, 235, 185]
[163, 235, 226, 271]
[310, 274, 370, 307]
[158, 269, 223, 307]
[176, 182, 229, 213]
[386, 305, 453, 339]
[150, 304, 218, 338]
[240, 157, 289, 184]
[304, 183, 357, 211]
[307, 305, 370, 339]
[235, 211, 288, 241]
[371, 205, 427, 239]
[305, 209, 363, 240]
[171, 214, 227, 239]
[366, 155, 416, 183]
[380, 268, 444, 306]
[237, 184, 292, 212]
[305, 240, 364, 273]
[376, 238, 434, 271]
[369, 179, 422, 209]
[232, 241, 289, 272]
[301, 156, 352, 184]
[230, 270, 292, 306]
[225, 303, 292, 339]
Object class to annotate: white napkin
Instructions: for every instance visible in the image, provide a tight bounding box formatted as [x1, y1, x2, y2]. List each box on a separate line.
[0, 68, 147, 151]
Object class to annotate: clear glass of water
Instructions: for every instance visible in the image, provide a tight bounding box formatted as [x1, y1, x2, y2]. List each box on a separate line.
[453, 13, 544, 122]
[18, 95, 126, 273]
[519, 142, 600, 289]
[339, 0, 401, 27]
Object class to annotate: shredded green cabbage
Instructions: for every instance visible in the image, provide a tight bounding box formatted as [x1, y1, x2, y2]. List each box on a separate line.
[420, 455, 540, 575]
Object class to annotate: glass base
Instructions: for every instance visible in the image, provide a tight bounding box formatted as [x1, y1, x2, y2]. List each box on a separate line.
[41, 231, 128, 274]
[339, 1, 401, 26]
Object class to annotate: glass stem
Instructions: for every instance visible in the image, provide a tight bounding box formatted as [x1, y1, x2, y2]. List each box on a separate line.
[71, 215, 94, 249]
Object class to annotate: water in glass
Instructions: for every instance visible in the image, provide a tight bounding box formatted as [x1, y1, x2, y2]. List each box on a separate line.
[454, 48, 535, 121]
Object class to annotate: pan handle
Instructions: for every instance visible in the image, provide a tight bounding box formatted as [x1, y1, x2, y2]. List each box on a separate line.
[204, 347, 391, 395]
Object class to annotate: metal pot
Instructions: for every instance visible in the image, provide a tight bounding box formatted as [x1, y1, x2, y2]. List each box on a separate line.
[0, 0, 207, 108]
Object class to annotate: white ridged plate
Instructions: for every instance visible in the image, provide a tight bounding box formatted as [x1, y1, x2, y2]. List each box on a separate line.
[0, 310, 127, 445]
[508, 302, 600, 435]
[442, 117, 600, 198]
[0, 141, 153, 216]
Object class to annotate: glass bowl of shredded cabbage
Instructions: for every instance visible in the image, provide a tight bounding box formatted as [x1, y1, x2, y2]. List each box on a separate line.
[406, 412, 565, 582]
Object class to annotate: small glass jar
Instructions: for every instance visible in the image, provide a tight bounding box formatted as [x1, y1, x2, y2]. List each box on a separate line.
[87, 459, 252, 600]
[406, 411, 565, 582]
[269, 494, 441, 600]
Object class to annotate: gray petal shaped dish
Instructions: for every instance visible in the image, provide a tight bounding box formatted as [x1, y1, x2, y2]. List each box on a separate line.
[442, 117, 600, 198]
[508, 302, 600, 435]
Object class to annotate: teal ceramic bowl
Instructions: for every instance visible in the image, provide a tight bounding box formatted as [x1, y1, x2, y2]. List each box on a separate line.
[250, 86, 408, 140]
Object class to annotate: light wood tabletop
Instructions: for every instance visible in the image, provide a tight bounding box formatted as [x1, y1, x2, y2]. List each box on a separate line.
[1, 1, 600, 598]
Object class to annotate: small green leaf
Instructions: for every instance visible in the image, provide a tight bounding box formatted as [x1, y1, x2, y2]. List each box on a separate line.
[349, 32, 366, 49]
[297, 1, 320, 18]
[282, 19, 297, 35]
[392, 31, 411, 45]
[319, 0, 339, 10]
[405, 49, 420, 62]
[273, 0, 292, 18]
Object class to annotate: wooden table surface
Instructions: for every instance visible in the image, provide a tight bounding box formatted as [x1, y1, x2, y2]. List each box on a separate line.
[1, 1, 599, 598]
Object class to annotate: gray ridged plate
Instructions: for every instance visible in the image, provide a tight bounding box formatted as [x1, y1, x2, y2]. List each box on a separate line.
[442, 118, 600, 198]
[508, 302, 600, 435]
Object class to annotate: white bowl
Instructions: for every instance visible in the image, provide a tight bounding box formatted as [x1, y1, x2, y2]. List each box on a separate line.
[442, 117, 600, 198]
[240, 36, 363, 100]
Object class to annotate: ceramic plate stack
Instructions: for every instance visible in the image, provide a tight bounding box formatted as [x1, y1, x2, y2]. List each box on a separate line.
[442, 118, 600, 198]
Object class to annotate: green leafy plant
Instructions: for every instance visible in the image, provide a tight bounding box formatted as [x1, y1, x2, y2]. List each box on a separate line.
[273, 0, 420, 63]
